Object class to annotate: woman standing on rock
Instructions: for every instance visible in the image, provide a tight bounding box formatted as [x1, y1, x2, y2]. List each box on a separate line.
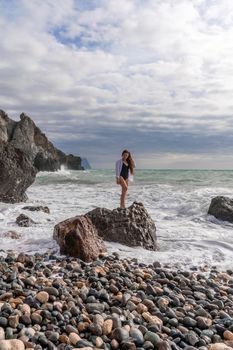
[115, 150, 135, 209]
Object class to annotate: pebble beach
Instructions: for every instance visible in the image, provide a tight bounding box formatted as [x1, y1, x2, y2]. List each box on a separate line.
[1, 169, 233, 349]
[0, 251, 233, 350]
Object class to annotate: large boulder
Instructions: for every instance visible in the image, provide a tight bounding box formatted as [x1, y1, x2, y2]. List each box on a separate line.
[53, 215, 106, 262]
[0, 142, 37, 203]
[208, 196, 233, 223]
[86, 202, 157, 250]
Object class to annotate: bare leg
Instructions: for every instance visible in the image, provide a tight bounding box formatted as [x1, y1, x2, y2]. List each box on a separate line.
[119, 177, 128, 208]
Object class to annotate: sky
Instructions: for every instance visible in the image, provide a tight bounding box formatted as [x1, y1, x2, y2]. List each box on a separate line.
[1, 0, 233, 169]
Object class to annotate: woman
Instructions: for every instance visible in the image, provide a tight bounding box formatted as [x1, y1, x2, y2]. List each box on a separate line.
[115, 150, 135, 208]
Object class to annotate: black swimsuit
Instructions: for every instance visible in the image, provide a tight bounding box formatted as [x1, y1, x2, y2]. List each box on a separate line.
[120, 162, 129, 180]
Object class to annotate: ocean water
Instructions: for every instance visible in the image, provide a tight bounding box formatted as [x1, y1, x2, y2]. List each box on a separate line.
[0, 168, 233, 270]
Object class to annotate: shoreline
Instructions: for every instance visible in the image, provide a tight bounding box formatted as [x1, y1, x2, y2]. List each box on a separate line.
[0, 251, 233, 350]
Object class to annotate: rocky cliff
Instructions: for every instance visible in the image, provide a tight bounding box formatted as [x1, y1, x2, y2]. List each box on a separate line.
[0, 109, 87, 202]
[0, 142, 37, 203]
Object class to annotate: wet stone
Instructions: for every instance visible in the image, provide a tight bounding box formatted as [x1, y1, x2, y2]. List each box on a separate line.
[45, 331, 57, 343]
[157, 341, 172, 350]
[5, 327, 13, 339]
[129, 328, 144, 347]
[112, 327, 130, 343]
[19, 315, 31, 325]
[44, 287, 59, 297]
[0, 318, 8, 328]
[143, 340, 155, 349]
[121, 341, 137, 350]
[183, 317, 197, 328]
[86, 303, 105, 313]
[144, 331, 161, 346]
[185, 331, 199, 346]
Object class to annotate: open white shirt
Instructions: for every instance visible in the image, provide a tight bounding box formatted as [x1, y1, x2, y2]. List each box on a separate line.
[115, 159, 134, 182]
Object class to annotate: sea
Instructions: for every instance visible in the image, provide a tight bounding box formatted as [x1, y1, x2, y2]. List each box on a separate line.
[0, 168, 233, 270]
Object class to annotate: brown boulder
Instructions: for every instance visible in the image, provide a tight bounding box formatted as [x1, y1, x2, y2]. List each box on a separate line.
[86, 201, 157, 250]
[53, 216, 106, 262]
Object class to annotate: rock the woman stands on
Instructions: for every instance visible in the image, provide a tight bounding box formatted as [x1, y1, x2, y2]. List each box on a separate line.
[115, 149, 135, 208]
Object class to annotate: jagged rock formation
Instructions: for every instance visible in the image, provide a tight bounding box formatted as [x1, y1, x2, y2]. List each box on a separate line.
[208, 196, 233, 223]
[0, 110, 60, 171]
[0, 109, 87, 202]
[86, 202, 157, 250]
[53, 216, 107, 262]
[56, 149, 83, 170]
[53, 202, 157, 261]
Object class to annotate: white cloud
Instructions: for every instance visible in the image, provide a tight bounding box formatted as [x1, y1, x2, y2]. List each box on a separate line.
[1, 0, 233, 167]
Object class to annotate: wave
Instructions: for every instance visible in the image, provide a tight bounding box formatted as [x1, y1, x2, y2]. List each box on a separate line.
[1, 169, 233, 270]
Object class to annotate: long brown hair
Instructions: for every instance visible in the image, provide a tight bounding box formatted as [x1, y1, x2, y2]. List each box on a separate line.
[122, 149, 134, 175]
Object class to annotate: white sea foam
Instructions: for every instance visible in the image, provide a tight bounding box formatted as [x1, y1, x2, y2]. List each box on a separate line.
[0, 169, 233, 270]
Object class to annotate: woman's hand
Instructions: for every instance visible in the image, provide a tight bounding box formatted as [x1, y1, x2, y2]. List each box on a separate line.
[116, 177, 120, 184]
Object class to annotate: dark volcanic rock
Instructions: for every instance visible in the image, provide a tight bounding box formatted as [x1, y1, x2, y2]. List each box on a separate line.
[86, 201, 157, 250]
[34, 151, 60, 171]
[56, 149, 83, 170]
[22, 206, 50, 214]
[5, 112, 60, 171]
[208, 196, 233, 223]
[53, 215, 107, 262]
[0, 109, 88, 203]
[0, 141, 37, 203]
[16, 213, 36, 227]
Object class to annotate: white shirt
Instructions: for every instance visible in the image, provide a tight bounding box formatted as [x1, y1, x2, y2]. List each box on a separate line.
[115, 159, 134, 182]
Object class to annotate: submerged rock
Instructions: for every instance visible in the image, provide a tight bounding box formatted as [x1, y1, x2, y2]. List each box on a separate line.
[2, 231, 22, 239]
[86, 201, 157, 250]
[53, 215, 106, 262]
[22, 205, 50, 214]
[208, 196, 233, 223]
[16, 214, 36, 227]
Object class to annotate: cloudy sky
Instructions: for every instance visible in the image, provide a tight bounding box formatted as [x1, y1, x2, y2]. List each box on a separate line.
[1, 0, 233, 168]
